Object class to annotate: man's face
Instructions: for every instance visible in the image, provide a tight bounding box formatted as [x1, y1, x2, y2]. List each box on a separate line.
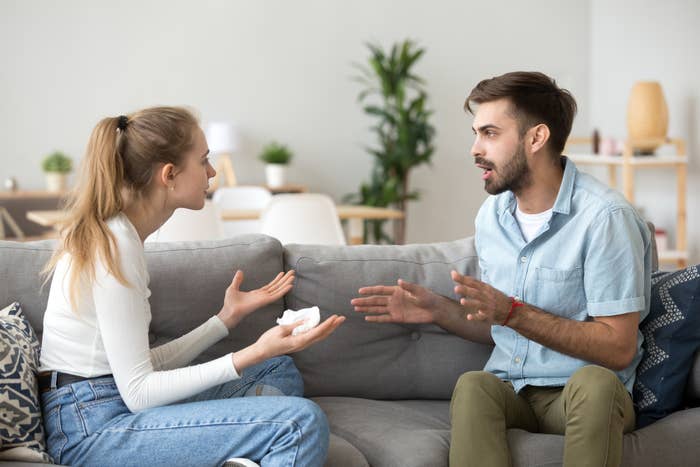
[470, 99, 531, 195]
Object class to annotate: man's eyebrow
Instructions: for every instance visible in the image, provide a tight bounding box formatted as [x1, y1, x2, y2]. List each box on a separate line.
[472, 124, 501, 133]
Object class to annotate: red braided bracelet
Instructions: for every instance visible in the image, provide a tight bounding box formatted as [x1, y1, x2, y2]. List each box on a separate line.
[502, 296, 524, 326]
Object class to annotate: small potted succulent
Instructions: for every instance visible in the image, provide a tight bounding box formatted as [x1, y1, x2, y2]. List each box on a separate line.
[41, 151, 72, 192]
[258, 142, 293, 188]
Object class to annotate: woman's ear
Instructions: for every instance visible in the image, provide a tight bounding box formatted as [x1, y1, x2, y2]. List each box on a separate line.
[529, 123, 550, 154]
[158, 163, 176, 190]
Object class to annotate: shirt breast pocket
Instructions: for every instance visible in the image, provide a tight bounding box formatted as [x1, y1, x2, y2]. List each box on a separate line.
[534, 266, 586, 317]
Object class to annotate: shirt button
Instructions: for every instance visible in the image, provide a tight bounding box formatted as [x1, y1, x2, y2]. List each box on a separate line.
[514, 357, 522, 364]
[520, 256, 527, 263]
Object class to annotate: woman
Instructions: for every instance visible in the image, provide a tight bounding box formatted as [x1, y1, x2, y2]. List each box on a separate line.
[39, 107, 344, 467]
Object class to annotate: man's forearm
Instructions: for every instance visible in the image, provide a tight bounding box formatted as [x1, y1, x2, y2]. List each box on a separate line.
[506, 305, 634, 371]
[433, 296, 494, 345]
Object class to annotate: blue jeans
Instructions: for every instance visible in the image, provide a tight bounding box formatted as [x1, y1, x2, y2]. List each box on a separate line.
[41, 356, 329, 467]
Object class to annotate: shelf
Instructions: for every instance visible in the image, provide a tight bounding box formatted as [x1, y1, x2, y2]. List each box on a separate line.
[568, 154, 687, 167]
[567, 137, 688, 269]
[658, 250, 688, 263]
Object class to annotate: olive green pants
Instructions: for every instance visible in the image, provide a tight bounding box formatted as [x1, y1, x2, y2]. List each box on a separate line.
[449, 366, 635, 467]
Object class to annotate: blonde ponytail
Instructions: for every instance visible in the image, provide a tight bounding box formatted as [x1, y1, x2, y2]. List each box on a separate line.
[43, 107, 199, 308]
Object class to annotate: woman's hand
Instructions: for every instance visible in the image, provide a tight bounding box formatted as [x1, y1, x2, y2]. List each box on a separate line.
[217, 270, 295, 329]
[232, 315, 346, 372]
[256, 315, 345, 357]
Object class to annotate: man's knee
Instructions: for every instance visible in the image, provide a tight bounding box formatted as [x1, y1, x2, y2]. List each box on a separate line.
[564, 365, 625, 406]
[453, 371, 504, 401]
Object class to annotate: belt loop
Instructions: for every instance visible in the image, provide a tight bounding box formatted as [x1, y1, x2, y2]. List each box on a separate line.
[50, 371, 58, 390]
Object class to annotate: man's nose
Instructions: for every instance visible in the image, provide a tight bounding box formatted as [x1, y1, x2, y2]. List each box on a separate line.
[470, 136, 482, 158]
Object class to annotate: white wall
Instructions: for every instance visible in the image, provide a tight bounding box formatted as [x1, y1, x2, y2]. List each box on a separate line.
[0, 0, 592, 243]
[589, 0, 700, 263]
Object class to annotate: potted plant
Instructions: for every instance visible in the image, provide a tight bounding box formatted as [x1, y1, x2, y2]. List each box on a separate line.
[41, 151, 72, 192]
[259, 142, 293, 188]
[345, 40, 435, 244]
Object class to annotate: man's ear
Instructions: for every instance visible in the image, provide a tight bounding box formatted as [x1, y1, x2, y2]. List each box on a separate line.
[528, 124, 550, 154]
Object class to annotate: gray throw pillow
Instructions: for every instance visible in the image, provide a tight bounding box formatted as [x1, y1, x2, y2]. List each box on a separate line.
[0, 302, 51, 463]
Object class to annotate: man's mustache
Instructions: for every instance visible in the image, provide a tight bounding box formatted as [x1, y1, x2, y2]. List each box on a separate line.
[474, 157, 494, 170]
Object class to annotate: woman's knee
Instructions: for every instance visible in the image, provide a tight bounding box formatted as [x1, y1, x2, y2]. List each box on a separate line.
[286, 398, 329, 454]
[252, 355, 304, 397]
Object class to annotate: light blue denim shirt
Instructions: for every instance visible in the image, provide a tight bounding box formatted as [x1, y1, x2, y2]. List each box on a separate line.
[476, 157, 652, 393]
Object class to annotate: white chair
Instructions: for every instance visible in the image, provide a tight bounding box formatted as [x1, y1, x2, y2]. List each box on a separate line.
[146, 201, 224, 242]
[260, 194, 346, 245]
[212, 186, 272, 237]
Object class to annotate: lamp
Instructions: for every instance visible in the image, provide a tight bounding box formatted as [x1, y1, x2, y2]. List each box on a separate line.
[205, 121, 239, 191]
[626, 81, 669, 154]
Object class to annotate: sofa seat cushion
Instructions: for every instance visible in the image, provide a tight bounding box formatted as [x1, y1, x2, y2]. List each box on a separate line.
[314, 397, 451, 467]
[316, 397, 700, 467]
[326, 433, 368, 467]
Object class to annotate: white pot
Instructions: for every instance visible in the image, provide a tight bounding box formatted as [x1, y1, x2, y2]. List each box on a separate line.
[45, 173, 67, 192]
[265, 164, 287, 188]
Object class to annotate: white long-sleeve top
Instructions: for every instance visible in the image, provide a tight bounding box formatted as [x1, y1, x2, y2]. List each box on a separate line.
[39, 213, 239, 412]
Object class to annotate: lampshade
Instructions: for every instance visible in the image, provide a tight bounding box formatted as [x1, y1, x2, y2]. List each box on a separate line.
[626, 81, 668, 153]
[205, 121, 239, 154]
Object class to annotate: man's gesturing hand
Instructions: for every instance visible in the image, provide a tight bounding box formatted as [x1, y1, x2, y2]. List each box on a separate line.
[351, 279, 440, 324]
[451, 271, 511, 325]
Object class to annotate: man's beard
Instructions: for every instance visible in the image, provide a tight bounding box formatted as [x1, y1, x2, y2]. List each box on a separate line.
[481, 142, 532, 195]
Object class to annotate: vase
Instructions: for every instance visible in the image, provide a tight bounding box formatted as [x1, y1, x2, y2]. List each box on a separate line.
[45, 173, 66, 192]
[265, 164, 287, 188]
[626, 81, 668, 154]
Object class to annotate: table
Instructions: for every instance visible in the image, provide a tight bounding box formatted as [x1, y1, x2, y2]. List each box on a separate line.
[1, 190, 67, 240]
[220, 205, 404, 245]
[26, 205, 405, 245]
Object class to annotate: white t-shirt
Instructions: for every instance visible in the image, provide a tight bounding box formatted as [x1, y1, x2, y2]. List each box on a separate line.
[515, 205, 553, 243]
[40, 213, 239, 412]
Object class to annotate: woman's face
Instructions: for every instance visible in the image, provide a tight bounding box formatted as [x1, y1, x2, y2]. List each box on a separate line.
[171, 127, 216, 210]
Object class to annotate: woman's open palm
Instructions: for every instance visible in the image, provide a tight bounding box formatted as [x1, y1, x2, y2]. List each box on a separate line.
[219, 270, 295, 327]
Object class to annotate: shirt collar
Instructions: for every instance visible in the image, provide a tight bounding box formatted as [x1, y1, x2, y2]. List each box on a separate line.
[496, 156, 577, 217]
[552, 156, 576, 215]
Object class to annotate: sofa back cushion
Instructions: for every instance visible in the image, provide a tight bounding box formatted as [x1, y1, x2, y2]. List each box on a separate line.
[284, 237, 494, 400]
[143, 235, 286, 362]
[0, 236, 286, 365]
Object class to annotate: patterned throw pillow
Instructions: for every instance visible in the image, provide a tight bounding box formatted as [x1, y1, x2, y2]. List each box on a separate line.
[0, 302, 51, 462]
[634, 266, 700, 428]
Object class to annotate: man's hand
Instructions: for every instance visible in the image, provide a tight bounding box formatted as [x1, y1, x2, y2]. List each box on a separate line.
[451, 270, 511, 325]
[351, 279, 441, 323]
[217, 270, 295, 329]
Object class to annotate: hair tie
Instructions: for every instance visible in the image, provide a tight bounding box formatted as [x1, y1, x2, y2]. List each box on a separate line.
[117, 115, 129, 131]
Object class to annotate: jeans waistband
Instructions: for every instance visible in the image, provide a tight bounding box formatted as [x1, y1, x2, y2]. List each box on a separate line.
[37, 371, 113, 393]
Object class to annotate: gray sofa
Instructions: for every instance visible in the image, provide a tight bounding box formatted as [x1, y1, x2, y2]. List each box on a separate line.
[1, 234, 699, 467]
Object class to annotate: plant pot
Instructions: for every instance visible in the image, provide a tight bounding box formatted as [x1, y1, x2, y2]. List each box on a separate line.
[265, 164, 287, 188]
[45, 172, 67, 192]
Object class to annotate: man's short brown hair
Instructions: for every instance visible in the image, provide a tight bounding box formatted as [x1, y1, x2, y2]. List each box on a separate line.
[465, 71, 577, 155]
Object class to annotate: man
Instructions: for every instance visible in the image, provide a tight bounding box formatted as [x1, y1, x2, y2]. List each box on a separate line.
[352, 71, 652, 467]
